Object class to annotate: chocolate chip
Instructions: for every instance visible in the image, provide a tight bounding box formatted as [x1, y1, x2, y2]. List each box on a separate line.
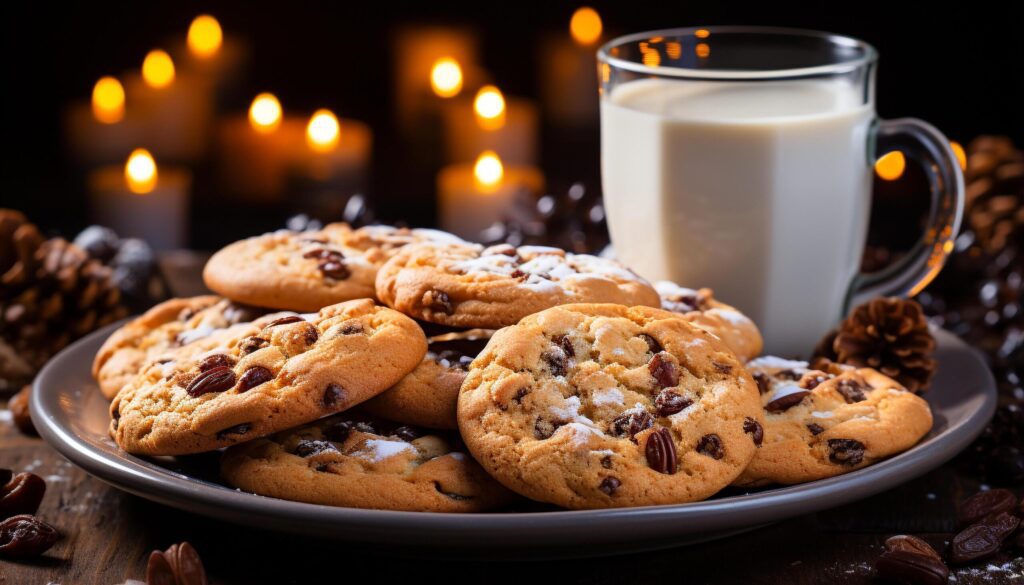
[654, 390, 692, 416]
[0, 472, 46, 518]
[392, 426, 421, 442]
[266, 315, 304, 329]
[765, 387, 810, 413]
[645, 428, 677, 474]
[324, 421, 356, 443]
[696, 434, 725, 459]
[800, 374, 830, 390]
[483, 244, 518, 257]
[544, 351, 568, 377]
[753, 372, 770, 394]
[807, 423, 825, 435]
[776, 369, 802, 381]
[428, 290, 454, 315]
[509, 269, 527, 280]
[185, 366, 236, 397]
[950, 523, 1005, 564]
[215, 423, 251, 440]
[555, 335, 575, 358]
[339, 323, 363, 335]
[512, 387, 529, 404]
[302, 248, 341, 261]
[835, 378, 868, 403]
[302, 323, 319, 345]
[237, 366, 274, 392]
[318, 260, 350, 280]
[598, 477, 621, 495]
[663, 292, 701, 313]
[294, 439, 339, 457]
[649, 352, 679, 388]
[828, 439, 865, 466]
[712, 361, 732, 374]
[240, 336, 269, 355]
[0, 514, 60, 559]
[875, 550, 949, 585]
[611, 409, 653, 442]
[959, 488, 1018, 526]
[198, 354, 234, 372]
[323, 384, 345, 408]
[743, 417, 764, 446]
[533, 417, 563, 440]
[600, 455, 613, 469]
[638, 333, 662, 354]
[884, 535, 943, 561]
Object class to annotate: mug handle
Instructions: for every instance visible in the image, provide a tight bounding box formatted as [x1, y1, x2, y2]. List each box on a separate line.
[844, 118, 965, 312]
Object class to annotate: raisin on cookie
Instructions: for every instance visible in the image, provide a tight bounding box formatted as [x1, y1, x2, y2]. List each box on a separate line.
[457, 303, 763, 509]
[220, 412, 514, 512]
[655, 281, 763, 362]
[110, 299, 426, 456]
[733, 356, 933, 487]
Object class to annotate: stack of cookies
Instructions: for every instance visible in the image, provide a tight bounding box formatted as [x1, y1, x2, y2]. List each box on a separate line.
[93, 223, 934, 511]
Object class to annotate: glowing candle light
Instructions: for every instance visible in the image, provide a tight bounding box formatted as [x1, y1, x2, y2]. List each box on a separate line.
[430, 57, 463, 98]
[91, 77, 125, 124]
[950, 141, 967, 171]
[695, 29, 711, 39]
[875, 151, 906, 181]
[306, 109, 340, 152]
[438, 151, 544, 239]
[473, 151, 504, 190]
[696, 43, 711, 58]
[570, 7, 602, 46]
[142, 50, 176, 89]
[188, 15, 223, 58]
[249, 93, 282, 133]
[124, 148, 158, 194]
[474, 86, 507, 131]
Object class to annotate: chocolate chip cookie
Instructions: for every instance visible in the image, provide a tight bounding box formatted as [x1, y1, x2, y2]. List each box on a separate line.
[220, 412, 514, 512]
[203, 224, 465, 312]
[375, 243, 661, 329]
[734, 357, 933, 487]
[655, 281, 763, 362]
[93, 296, 268, 399]
[110, 299, 427, 456]
[362, 325, 494, 429]
[457, 303, 763, 509]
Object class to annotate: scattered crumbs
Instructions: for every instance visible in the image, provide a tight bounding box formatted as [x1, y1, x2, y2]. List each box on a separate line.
[23, 458, 43, 472]
[44, 474, 66, 483]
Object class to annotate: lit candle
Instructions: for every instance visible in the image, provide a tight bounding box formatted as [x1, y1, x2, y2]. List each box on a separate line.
[175, 14, 248, 91]
[438, 151, 544, 239]
[290, 109, 373, 218]
[393, 26, 481, 132]
[65, 75, 144, 165]
[441, 85, 539, 165]
[540, 6, 603, 126]
[92, 77, 125, 124]
[88, 149, 191, 249]
[218, 92, 305, 200]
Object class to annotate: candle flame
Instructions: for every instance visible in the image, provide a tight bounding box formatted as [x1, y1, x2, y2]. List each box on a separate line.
[570, 7, 602, 46]
[125, 148, 157, 195]
[307, 109, 340, 152]
[950, 141, 967, 171]
[474, 85, 506, 131]
[474, 151, 504, 190]
[430, 57, 463, 98]
[92, 77, 125, 124]
[641, 48, 661, 68]
[142, 49, 175, 89]
[695, 29, 710, 39]
[188, 15, 223, 58]
[875, 151, 906, 181]
[249, 93, 282, 133]
[695, 43, 711, 58]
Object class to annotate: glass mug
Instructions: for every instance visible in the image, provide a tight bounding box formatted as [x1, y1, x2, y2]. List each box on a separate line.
[598, 27, 964, 357]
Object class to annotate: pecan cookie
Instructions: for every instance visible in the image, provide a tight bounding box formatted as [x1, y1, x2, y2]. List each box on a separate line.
[221, 412, 514, 512]
[734, 357, 933, 487]
[375, 243, 661, 329]
[203, 224, 465, 311]
[655, 281, 763, 362]
[362, 325, 494, 429]
[457, 304, 763, 509]
[110, 299, 427, 455]
[93, 296, 269, 399]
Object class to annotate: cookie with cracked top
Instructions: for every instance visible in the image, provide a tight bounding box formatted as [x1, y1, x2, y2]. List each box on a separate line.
[93, 296, 269, 399]
[655, 281, 763, 362]
[220, 412, 514, 512]
[203, 224, 465, 312]
[110, 299, 426, 456]
[457, 303, 763, 509]
[734, 356, 933, 487]
[375, 243, 661, 329]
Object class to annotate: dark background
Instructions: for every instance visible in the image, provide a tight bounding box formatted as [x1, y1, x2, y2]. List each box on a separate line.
[3, 0, 1022, 248]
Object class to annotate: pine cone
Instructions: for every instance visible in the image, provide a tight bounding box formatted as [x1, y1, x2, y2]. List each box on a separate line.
[0, 210, 128, 392]
[964, 136, 1024, 255]
[813, 297, 937, 393]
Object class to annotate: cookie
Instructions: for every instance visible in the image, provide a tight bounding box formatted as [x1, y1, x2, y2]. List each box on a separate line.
[362, 325, 494, 429]
[93, 296, 269, 399]
[220, 412, 514, 512]
[734, 357, 933, 487]
[110, 299, 427, 455]
[375, 243, 661, 329]
[655, 281, 763, 362]
[203, 224, 465, 311]
[457, 303, 763, 509]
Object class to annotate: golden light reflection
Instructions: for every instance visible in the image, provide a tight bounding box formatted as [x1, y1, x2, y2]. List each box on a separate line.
[474, 85, 506, 131]
[473, 151, 504, 190]
[306, 109, 340, 152]
[696, 43, 711, 58]
[950, 141, 967, 171]
[249, 93, 282, 133]
[642, 49, 661, 68]
[125, 149, 157, 194]
[188, 15, 223, 58]
[92, 77, 125, 124]
[430, 57, 463, 98]
[695, 29, 710, 39]
[875, 151, 906, 181]
[569, 7, 602, 46]
[142, 50, 175, 89]
[666, 42, 682, 60]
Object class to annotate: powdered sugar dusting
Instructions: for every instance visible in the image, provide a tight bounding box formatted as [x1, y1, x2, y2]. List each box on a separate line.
[591, 387, 625, 407]
[747, 356, 809, 371]
[353, 439, 415, 462]
[176, 325, 217, 345]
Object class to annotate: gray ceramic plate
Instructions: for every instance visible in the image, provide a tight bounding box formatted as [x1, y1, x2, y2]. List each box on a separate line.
[32, 323, 995, 557]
